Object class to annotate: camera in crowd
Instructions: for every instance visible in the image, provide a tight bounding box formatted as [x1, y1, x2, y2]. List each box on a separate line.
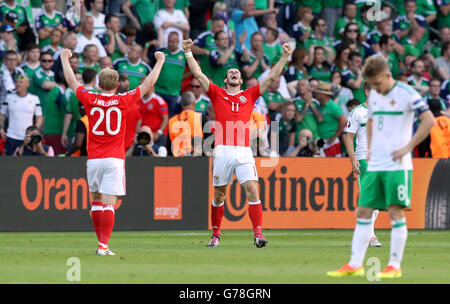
[137, 132, 151, 146]
[30, 133, 42, 145]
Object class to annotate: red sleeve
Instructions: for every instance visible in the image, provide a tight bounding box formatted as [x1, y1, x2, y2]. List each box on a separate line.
[75, 86, 91, 108]
[205, 81, 218, 103]
[124, 87, 141, 107]
[158, 99, 169, 116]
[246, 84, 261, 105]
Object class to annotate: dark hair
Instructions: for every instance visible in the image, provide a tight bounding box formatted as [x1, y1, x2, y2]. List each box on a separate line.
[442, 41, 450, 56]
[378, 34, 392, 47]
[82, 68, 97, 84]
[346, 98, 360, 110]
[348, 51, 362, 61]
[40, 51, 53, 60]
[26, 125, 43, 136]
[105, 13, 119, 25]
[266, 27, 279, 40]
[121, 24, 137, 37]
[25, 43, 40, 52]
[214, 30, 227, 41]
[411, 58, 424, 69]
[311, 17, 324, 31]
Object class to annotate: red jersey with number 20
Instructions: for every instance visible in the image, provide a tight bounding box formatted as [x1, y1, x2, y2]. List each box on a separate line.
[206, 82, 261, 147]
[76, 86, 141, 160]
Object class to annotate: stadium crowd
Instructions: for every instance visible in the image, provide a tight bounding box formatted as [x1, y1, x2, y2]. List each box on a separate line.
[0, 0, 449, 158]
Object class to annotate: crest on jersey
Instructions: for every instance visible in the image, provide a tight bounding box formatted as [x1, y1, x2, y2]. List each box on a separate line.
[239, 96, 248, 104]
[390, 99, 396, 107]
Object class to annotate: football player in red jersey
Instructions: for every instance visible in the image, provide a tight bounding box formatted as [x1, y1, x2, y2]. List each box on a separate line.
[61, 48, 165, 255]
[182, 39, 293, 248]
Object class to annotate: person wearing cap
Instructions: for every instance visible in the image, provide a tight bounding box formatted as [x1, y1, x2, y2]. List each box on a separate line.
[0, 24, 18, 62]
[0, 74, 43, 155]
[0, 1, 30, 32]
[313, 81, 347, 157]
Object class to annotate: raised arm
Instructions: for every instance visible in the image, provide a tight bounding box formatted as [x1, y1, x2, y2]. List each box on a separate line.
[138, 51, 165, 98]
[60, 48, 82, 94]
[182, 39, 210, 92]
[259, 43, 292, 95]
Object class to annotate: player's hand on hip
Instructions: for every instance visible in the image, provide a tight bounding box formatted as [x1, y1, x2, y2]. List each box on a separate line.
[182, 39, 193, 52]
[154, 51, 165, 62]
[352, 160, 361, 175]
[391, 146, 410, 162]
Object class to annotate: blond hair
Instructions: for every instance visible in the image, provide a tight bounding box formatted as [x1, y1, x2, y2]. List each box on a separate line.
[98, 68, 119, 91]
[362, 56, 390, 79]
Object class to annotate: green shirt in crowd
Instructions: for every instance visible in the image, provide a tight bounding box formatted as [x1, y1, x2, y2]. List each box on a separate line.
[154, 48, 186, 96]
[32, 67, 55, 113]
[318, 99, 344, 140]
[292, 97, 321, 140]
[113, 58, 152, 90]
[43, 85, 66, 136]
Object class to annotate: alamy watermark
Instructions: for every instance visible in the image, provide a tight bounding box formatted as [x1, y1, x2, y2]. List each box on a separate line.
[66, 257, 81, 282]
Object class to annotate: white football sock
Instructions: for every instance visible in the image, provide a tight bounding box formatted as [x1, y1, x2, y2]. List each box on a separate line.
[371, 209, 379, 238]
[388, 218, 408, 269]
[348, 218, 373, 268]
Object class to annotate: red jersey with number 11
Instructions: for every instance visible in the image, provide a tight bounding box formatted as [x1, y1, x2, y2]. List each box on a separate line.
[76, 86, 141, 160]
[206, 82, 261, 147]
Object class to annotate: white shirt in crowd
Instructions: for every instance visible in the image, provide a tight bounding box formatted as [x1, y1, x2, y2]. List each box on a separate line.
[1, 93, 42, 140]
[74, 32, 107, 57]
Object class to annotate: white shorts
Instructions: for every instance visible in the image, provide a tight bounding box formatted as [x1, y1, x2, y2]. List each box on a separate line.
[212, 145, 258, 186]
[86, 158, 126, 196]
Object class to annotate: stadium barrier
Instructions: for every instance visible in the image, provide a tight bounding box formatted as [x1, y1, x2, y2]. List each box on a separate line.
[0, 157, 448, 231]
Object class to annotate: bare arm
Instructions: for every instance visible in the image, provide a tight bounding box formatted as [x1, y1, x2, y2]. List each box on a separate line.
[392, 110, 436, 161]
[35, 115, 44, 130]
[343, 132, 360, 175]
[259, 43, 293, 94]
[366, 117, 373, 161]
[138, 51, 166, 98]
[182, 39, 210, 92]
[327, 114, 347, 144]
[60, 49, 82, 93]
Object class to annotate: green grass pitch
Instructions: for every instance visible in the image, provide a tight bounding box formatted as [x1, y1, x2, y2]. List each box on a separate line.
[1, 230, 449, 284]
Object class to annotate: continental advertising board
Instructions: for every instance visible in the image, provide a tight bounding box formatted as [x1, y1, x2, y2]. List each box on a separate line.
[209, 158, 450, 230]
[0, 157, 448, 231]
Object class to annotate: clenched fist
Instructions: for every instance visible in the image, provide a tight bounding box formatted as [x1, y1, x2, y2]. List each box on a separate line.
[154, 51, 165, 62]
[282, 43, 293, 57]
[60, 48, 72, 60]
[182, 39, 193, 52]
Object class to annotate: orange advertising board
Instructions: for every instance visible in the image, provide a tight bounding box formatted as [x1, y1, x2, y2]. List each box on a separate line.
[208, 158, 438, 229]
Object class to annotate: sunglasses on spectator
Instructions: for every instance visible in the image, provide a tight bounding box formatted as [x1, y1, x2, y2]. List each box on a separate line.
[41, 59, 54, 63]
[347, 29, 359, 33]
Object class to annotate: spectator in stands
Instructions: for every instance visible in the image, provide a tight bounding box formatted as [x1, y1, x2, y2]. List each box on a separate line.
[189, 0, 214, 39]
[320, 0, 343, 38]
[35, 0, 68, 49]
[137, 87, 169, 147]
[52, 31, 78, 78]
[97, 14, 129, 62]
[260, 12, 289, 44]
[209, 30, 245, 86]
[394, 0, 427, 50]
[425, 78, 449, 114]
[78, 44, 101, 74]
[273, 0, 295, 37]
[262, 76, 286, 121]
[436, 0, 450, 30]
[121, 24, 138, 47]
[20, 44, 40, 93]
[313, 82, 346, 157]
[242, 31, 269, 80]
[207, 2, 235, 40]
[189, 77, 211, 115]
[0, 50, 25, 101]
[334, 23, 376, 60]
[342, 52, 365, 103]
[373, 35, 399, 79]
[32, 51, 57, 110]
[0, 24, 18, 62]
[231, 0, 278, 51]
[436, 41, 450, 80]
[304, 17, 335, 56]
[41, 28, 63, 59]
[65, 102, 88, 156]
[140, 22, 160, 57]
[168, 91, 203, 157]
[98, 55, 113, 69]
[401, 25, 424, 61]
[285, 47, 308, 94]
[262, 27, 283, 66]
[152, 31, 186, 117]
[153, 0, 190, 49]
[332, 44, 350, 74]
[0, 74, 43, 155]
[306, 46, 334, 83]
[61, 70, 83, 150]
[13, 125, 54, 156]
[113, 44, 151, 90]
[334, 2, 364, 41]
[331, 70, 353, 117]
[292, 5, 314, 49]
[367, 11, 404, 57]
[292, 78, 322, 140]
[126, 125, 168, 157]
[346, 98, 360, 114]
[407, 58, 429, 96]
[42, 72, 67, 155]
[430, 26, 450, 60]
[276, 101, 297, 156]
[121, 0, 160, 30]
[288, 128, 316, 157]
[192, 17, 225, 79]
[86, 0, 106, 36]
[73, 15, 107, 57]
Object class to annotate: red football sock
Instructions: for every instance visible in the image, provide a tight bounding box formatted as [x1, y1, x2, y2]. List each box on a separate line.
[99, 204, 115, 247]
[211, 200, 224, 237]
[248, 201, 263, 236]
[90, 202, 103, 242]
